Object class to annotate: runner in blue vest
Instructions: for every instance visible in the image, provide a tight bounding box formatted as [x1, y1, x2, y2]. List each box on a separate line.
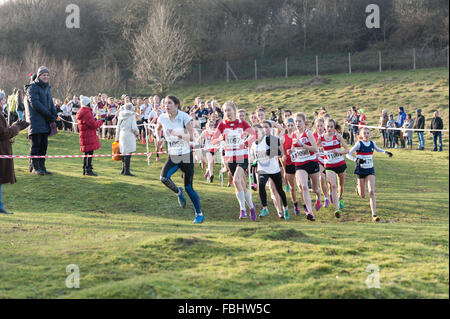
[347, 127, 393, 222]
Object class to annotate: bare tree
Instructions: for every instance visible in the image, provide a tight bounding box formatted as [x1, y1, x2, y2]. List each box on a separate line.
[132, 0, 193, 94]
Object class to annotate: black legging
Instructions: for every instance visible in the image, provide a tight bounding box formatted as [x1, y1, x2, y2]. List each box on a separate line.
[83, 151, 94, 169]
[258, 172, 288, 208]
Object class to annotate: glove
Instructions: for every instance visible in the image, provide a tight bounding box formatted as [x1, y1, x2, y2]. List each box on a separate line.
[13, 120, 30, 131]
[386, 151, 393, 158]
[356, 158, 366, 165]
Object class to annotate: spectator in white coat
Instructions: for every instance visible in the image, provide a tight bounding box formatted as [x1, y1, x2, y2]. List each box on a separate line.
[116, 103, 139, 176]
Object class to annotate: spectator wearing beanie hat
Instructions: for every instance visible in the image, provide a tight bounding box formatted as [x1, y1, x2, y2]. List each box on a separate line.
[76, 95, 104, 176]
[24, 66, 57, 175]
[414, 108, 425, 150]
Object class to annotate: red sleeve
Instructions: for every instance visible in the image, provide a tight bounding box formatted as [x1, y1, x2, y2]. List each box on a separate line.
[217, 121, 225, 134]
[243, 120, 251, 130]
[292, 133, 300, 147]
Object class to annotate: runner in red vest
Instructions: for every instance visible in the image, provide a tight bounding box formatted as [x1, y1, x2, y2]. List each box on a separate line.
[321, 118, 349, 218]
[212, 101, 257, 221]
[313, 118, 330, 209]
[291, 112, 321, 221]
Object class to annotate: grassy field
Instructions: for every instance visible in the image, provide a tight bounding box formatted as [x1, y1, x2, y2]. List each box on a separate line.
[0, 68, 448, 299]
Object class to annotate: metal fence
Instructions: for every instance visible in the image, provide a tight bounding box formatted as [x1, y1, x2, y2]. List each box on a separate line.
[181, 47, 449, 84]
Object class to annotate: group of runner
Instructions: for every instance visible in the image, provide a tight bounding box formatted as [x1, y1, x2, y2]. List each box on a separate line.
[154, 96, 393, 224]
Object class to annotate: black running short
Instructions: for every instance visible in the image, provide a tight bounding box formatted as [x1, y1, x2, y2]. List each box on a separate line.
[228, 159, 249, 176]
[295, 161, 320, 175]
[284, 164, 296, 175]
[325, 164, 347, 175]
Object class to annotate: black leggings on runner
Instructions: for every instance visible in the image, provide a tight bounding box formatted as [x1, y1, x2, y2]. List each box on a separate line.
[258, 172, 288, 208]
[160, 152, 201, 214]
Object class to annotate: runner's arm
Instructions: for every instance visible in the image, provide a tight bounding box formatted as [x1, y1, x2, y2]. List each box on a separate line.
[346, 143, 360, 162]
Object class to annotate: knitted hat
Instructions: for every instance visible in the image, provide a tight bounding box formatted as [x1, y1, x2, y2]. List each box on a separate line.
[80, 95, 91, 107]
[37, 66, 50, 77]
[417, 108, 422, 114]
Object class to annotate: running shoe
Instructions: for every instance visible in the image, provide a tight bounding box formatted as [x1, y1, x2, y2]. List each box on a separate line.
[204, 171, 209, 180]
[339, 198, 344, 210]
[294, 206, 301, 216]
[335, 210, 342, 218]
[209, 175, 214, 183]
[284, 209, 290, 221]
[306, 211, 316, 221]
[177, 187, 186, 208]
[278, 212, 285, 219]
[372, 216, 380, 223]
[250, 207, 257, 221]
[324, 198, 330, 208]
[285, 185, 290, 192]
[259, 208, 269, 218]
[239, 210, 248, 219]
[315, 199, 322, 211]
[193, 214, 204, 224]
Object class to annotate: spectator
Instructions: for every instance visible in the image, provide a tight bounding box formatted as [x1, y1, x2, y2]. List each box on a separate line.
[387, 114, 396, 148]
[0, 90, 29, 214]
[16, 89, 25, 121]
[196, 102, 209, 129]
[24, 66, 58, 175]
[402, 114, 414, 150]
[349, 107, 359, 145]
[414, 109, 425, 150]
[430, 110, 444, 152]
[61, 97, 72, 131]
[69, 95, 80, 132]
[396, 106, 407, 148]
[54, 99, 63, 130]
[77, 95, 103, 176]
[379, 109, 389, 148]
[116, 103, 139, 176]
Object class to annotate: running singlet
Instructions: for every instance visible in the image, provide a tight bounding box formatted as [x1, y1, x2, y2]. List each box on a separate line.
[322, 133, 346, 168]
[356, 140, 375, 170]
[291, 130, 317, 166]
[158, 111, 192, 156]
[251, 137, 280, 174]
[313, 131, 325, 165]
[203, 130, 216, 152]
[217, 119, 251, 162]
[283, 133, 294, 166]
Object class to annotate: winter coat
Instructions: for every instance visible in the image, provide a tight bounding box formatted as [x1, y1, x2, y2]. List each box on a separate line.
[115, 110, 139, 155]
[396, 111, 406, 128]
[430, 117, 443, 135]
[0, 112, 20, 184]
[379, 113, 389, 128]
[402, 119, 414, 139]
[77, 107, 103, 153]
[24, 78, 57, 135]
[414, 114, 425, 132]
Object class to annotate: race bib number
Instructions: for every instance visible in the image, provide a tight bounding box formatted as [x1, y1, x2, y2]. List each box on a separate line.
[225, 131, 243, 150]
[325, 150, 344, 164]
[359, 155, 374, 169]
[167, 138, 189, 156]
[291, 148, 311, 163]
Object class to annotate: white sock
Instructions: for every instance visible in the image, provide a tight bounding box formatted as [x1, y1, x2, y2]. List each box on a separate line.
[235, 191, 246, 211]
[244, 190, 254, 209]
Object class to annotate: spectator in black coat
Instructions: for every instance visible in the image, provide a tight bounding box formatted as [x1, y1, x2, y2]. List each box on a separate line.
[24, 66, 57, 175]
[413, 108, 425, 150]
[430, 111, 444, 152]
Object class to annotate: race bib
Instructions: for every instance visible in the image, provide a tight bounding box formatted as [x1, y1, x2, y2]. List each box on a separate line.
[359, 155, 374, 169]
[225, 131, 243, 150]
[167, 137, 189, 156]
[291, 148, 311, 163]
[325, 150, 344, 164]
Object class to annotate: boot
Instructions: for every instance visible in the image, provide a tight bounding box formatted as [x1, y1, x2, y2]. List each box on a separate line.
[86, 159, 98, 176]
[41, 158, 53, 175]
[121, 157, 125, 175]
[31, 158, 45, 175]
[124, 156, 135, 176]
[401, 139, 405, 148]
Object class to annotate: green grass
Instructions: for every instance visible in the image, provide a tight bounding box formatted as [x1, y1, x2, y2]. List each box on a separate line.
[0, 68, 448, 299]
